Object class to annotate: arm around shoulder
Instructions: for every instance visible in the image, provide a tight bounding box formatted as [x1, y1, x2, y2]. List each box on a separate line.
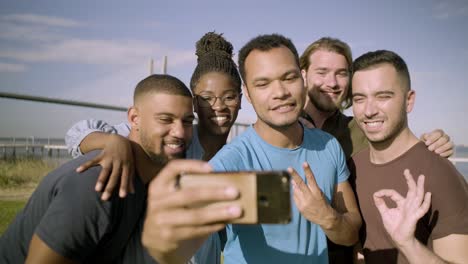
[65, 119, 129, 157]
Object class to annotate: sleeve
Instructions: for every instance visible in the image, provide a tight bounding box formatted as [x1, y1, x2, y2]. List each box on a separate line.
[331, 137, 350, 183]
[428, 158, 468, 239]
[65, 119, 131, 158]
[34, 167, 114, 261]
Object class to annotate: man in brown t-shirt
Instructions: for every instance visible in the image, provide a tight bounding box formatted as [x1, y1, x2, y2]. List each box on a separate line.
[350, 50, 468, 263]
[299, 37, 457, 264]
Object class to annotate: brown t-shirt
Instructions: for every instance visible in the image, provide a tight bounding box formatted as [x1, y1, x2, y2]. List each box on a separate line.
[351, 141, 468, 264]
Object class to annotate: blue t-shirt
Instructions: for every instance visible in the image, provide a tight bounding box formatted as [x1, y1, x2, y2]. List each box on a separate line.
[209, 125, 349, 264]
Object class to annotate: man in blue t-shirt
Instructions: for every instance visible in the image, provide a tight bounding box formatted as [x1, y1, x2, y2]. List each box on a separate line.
[208, 34, 362, 263]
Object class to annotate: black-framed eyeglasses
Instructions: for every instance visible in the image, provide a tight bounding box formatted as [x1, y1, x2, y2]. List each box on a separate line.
[196, 93, 241, 108]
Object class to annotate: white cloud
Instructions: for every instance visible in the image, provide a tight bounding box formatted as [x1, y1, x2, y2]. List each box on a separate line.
[0, 22, 65, 42]
[433, 0, 468, 20]
[0, 38, 195, 67]
[2, 13, 82, 27]
[0, 13, 194, 67]
[0, 62, 26, 72]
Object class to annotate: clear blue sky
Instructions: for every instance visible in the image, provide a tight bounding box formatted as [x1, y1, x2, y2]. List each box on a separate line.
[1, 0, 467, 145]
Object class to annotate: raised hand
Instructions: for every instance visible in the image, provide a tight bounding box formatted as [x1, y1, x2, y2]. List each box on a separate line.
[289, 162, 335, 228]
[373, 169, 432, 248]
[76, 133, 135, 200]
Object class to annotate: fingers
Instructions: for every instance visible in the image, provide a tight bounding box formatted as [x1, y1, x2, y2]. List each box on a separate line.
[438, 149, 454, 158]
[423, 129, 451, 152]
[417, 192, 432, 218]
[101, 162, 121, 200]
[373, 189, 404, 216]
[120, 160, 136, 196]
[119, 164, 130, 198]
[146, 185, 242, 240]
[76, 158, 100, 173]
[433, 140, 454, 157]
[302, 162, 320, 191]
[373, 192, 389, 215]
[373, 189, 405, 204]
[152, 203, 242, 227]
[404, 169, 417, 199]
[414, 174, 426, 207]
[150, 185, 239, 211]
[420, 129, 442, 146]
[287, 167, 308, 194]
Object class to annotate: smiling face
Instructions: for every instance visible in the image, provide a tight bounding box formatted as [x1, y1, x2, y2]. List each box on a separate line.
[243, 46, 305, 130]
[193, 72, 241, 136]
[302, 49, 350, 113]
[129, 92, 194, 164]
[352, 63, 414, 145]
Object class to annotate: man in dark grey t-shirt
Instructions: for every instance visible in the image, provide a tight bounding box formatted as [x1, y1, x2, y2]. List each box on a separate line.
[0, 74, 241, 263]
[0, 150, 146, 263]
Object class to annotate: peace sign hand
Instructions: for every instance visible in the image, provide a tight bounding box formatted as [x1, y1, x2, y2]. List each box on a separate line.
[289, 162, 336, 228]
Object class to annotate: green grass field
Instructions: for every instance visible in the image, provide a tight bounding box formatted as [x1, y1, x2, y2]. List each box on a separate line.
[0, 158, 58, 235]
[0, 199, 27, 234]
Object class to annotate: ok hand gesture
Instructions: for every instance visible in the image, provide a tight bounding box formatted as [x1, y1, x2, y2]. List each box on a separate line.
[373, 169, 432, 248]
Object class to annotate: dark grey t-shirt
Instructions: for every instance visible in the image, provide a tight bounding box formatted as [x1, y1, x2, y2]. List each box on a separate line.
[0, 150, 146, 263]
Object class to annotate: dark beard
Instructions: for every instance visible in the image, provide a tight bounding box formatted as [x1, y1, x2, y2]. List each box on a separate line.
[309, 92, 339, 113]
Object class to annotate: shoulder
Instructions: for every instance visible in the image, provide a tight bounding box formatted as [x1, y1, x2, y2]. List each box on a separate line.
[409, 143, 457, 175]
[219, 127, 256, 153]
[304, 127, 343, 154]
[351, 146, 370, 163]
[209, 128, 255, 170]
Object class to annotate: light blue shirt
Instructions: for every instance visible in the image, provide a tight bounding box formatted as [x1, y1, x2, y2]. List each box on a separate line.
[209, 125, 349, 264]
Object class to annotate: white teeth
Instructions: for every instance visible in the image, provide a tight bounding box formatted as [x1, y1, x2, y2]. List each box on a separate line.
[166, 143, 182, 149]
[275, 105, 292, 110]
[211, 116, 228, 122]
[366, 121, 383, 127]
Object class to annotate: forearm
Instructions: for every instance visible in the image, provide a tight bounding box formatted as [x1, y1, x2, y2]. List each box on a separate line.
[79, 132, 119, 154]
[398, 239, 448, 264]
[65, 119, 129, 157]
[146, 237, 205, 264]
[320, 208, 361, 246]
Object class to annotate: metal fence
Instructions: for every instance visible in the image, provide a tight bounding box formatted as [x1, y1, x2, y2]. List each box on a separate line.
[0, 91, 251, 160]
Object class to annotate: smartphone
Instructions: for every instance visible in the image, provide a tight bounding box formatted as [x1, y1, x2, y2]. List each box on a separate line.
[178, 171, 291, 224]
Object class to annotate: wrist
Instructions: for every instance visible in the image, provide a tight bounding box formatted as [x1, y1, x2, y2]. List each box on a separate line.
[319, 206, 340, 230]
[396, 237, 419, 253]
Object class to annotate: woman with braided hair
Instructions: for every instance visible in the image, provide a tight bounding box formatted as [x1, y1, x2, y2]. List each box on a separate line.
[189, 31, 242, 160]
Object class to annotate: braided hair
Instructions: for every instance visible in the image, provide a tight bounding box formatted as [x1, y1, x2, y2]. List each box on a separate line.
[190, 32, 241, 92]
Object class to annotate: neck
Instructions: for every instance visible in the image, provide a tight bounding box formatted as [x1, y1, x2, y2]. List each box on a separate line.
[254, 120, 303, 149]
[303, 100, 335, 129]
[197, 126, 229, 161]
[368, 127, 419, 164]
[128, 133, 165, 184]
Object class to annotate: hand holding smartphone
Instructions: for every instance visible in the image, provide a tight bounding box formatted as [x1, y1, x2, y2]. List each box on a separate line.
[179, 171, 292, 224]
